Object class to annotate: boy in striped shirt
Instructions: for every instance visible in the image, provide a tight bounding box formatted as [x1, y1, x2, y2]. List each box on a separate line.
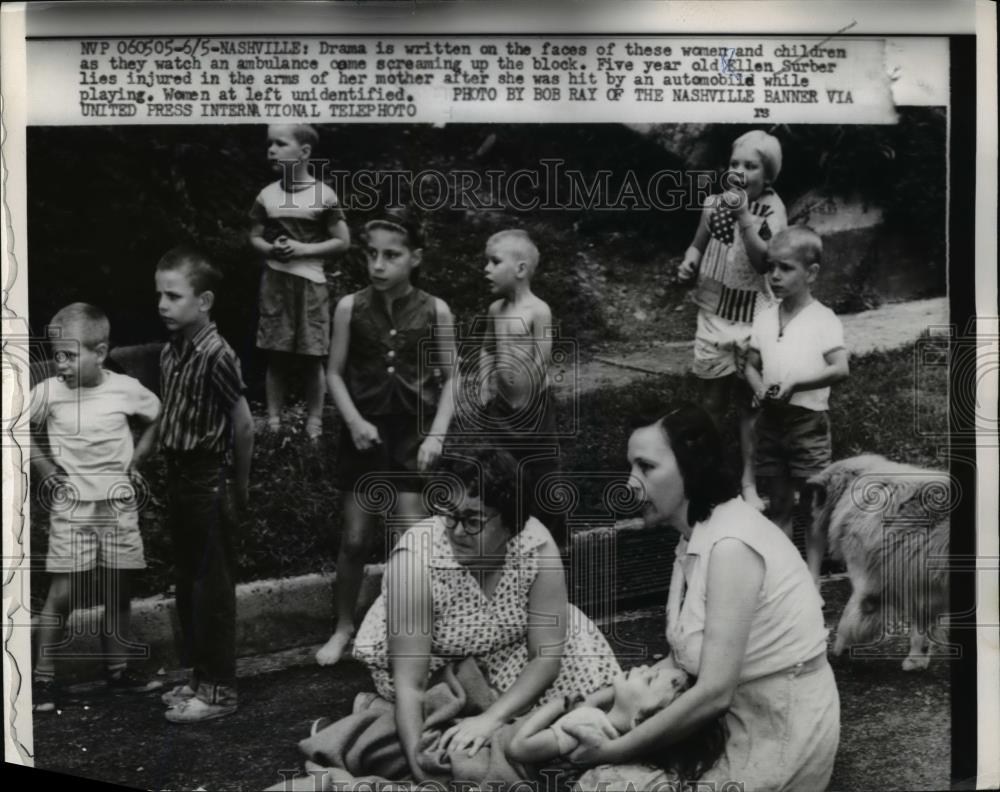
[153, 246, 254, 723]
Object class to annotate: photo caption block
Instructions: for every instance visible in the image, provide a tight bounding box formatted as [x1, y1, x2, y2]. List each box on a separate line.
[29, 36, 896, 124]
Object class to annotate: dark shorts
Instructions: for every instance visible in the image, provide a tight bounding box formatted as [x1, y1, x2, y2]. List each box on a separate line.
[256, 267, 330, 357]
[482, 390, 565, 546]
[336, 414, 430, 495]
[482, 388, 559, 439]
[755, 404, 832, 479]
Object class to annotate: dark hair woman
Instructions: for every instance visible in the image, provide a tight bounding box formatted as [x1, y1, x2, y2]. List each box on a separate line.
[568, 403, 840, 790]
[351, 446, 621, 783]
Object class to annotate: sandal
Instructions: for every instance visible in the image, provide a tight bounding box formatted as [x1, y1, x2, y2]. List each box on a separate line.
[310, 716, 333, 737]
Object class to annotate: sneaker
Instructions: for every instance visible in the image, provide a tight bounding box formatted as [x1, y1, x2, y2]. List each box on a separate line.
[33, 677, 63, 713]
[165, 696, 237, 723]
[161, 683, 197, 707]
[106, 667, 165, 694]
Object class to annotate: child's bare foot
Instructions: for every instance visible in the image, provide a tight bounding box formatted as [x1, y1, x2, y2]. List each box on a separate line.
[305, 417, 322, 441]
[267, 416, 281, 433]
[315, 630, 353, 666]
[741, 483, 766, 511]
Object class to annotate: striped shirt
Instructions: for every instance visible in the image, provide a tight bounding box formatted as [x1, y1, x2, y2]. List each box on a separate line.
[159, 322, 245, 455]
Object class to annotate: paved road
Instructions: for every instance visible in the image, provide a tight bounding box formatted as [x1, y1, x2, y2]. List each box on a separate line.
[568, 298, 948, 397]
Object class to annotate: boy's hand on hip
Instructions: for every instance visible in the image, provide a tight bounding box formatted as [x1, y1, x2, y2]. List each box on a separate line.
[417, 436, 443, 472]
[126, 453, 146, 478]
[39, 465, 71, 504]
[349, 419, 382, 451]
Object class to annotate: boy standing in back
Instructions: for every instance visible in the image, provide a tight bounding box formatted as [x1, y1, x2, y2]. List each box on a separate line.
[480, 229, 565, 546]
[249, 124, 350, 439]
[745, 226, 849, 583]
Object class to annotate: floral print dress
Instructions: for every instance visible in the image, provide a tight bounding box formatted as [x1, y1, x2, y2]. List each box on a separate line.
[353, 516, 621, 703]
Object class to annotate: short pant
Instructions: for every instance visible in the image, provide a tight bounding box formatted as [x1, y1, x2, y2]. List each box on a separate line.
[336, 414, 430, 495]
[755, 404, 832, 479]
[256, 267, 331, 357]
[692, 309, 752, 380]
[46, 498, 146, 572]
[481, 388, 559, 439]
[482, 390, 565, 546]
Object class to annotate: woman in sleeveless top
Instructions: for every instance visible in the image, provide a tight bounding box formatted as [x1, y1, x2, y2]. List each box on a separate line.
[569, 403, 839, 791]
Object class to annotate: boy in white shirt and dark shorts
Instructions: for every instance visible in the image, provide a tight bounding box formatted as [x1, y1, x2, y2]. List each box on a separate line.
[745, 226, 850, 585]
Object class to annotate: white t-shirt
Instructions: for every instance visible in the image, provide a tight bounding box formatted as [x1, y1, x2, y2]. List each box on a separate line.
[30, 370, 161, 501]
[749, 300, 845, 411]
[249, 179, 345, 284]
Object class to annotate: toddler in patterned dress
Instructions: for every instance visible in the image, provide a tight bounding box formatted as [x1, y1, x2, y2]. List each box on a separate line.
[676, 130, 787, 512]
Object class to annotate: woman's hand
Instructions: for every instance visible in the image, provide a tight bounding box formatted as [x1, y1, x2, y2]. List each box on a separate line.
[561, 723, 617, 766]
[439, 713, 504, 757]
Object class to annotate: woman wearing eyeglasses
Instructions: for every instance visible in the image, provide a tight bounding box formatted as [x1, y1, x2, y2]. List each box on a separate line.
[352, 446, 620, 782]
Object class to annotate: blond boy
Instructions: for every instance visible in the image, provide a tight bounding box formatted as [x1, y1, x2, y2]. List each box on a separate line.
[745, 226, 850, 582]
[30, 303, 162, 711]
[480, 229, 564, 545]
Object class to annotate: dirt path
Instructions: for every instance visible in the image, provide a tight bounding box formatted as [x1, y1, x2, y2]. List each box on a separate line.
[558, 297, 947, 398]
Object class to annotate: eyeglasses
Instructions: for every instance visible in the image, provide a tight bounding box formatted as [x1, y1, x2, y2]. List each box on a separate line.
[437, 509, 500, 535]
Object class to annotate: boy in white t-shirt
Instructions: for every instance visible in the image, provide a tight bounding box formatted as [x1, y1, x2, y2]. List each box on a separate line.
[745, 227, 850, 583]
[249, 124, 351, 439]
[29, 303, 162, 711]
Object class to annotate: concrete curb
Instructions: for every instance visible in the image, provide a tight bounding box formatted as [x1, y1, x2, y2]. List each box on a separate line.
[55, 565, 385, 684]
[55, 521, 644, 683]
[52, 518, 821, 684]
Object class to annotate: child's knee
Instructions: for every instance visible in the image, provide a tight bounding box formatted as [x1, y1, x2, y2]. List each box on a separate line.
[338, 530, 375, 560]
[700, 381, 729, 420]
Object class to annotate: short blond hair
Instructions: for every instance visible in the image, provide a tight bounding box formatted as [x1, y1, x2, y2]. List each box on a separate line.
[49, 302, 110, 350]
[732, 129, 783, 182]
[487, 229, 540, 274]
[270, 123, 318, 150]
[769, 224, 823, 267]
